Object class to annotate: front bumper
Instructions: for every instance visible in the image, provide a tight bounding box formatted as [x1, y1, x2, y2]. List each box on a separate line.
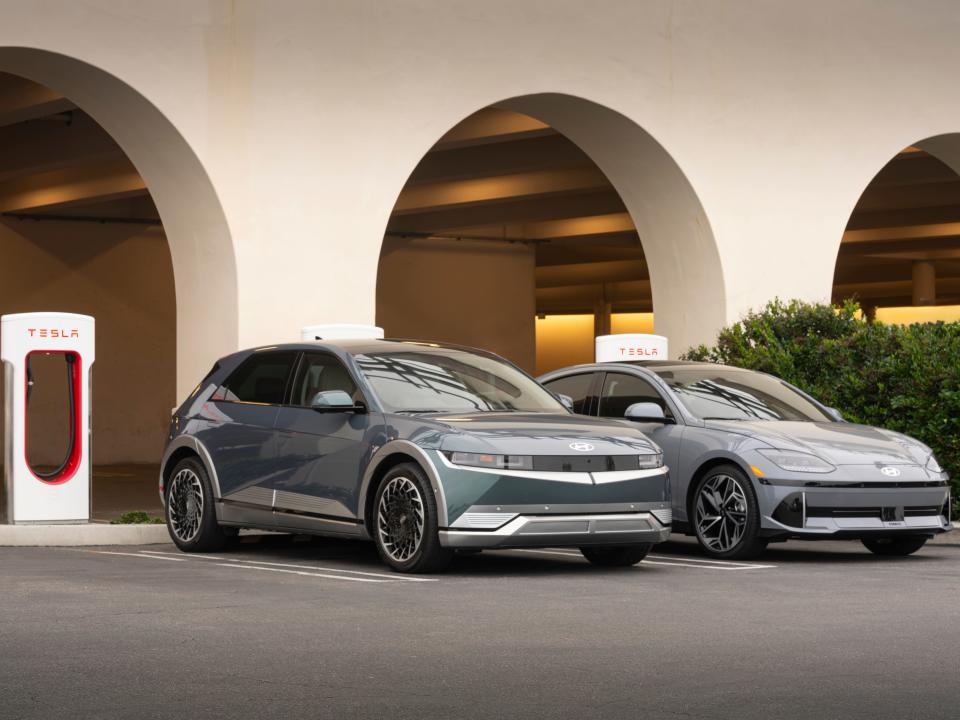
[758, 481, 951, 538]
[439, 509, 672, 548]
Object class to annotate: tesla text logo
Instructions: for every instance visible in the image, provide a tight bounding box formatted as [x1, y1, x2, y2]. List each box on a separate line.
[880, 466, 901, 477]
[27, 328, 80, 339]
[619, 346, 660, 357]
[569, 442, 595, 452]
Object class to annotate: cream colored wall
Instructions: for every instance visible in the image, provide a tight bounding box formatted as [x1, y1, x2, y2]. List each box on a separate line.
[377, 237, 536, 370]
[0, 220, 175, 464]
[2, 1, 960, 383]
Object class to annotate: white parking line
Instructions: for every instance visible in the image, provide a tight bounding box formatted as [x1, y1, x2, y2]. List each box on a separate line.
[643, 560, 775, 571]
[139, 551, 437, 582]
[505, 548, 775, 570]
[647, 554, 774, 568]
[89, 551, 188, 562]
[215, 563, 389, 583]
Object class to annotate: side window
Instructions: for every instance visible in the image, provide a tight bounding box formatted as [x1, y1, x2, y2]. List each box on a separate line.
[291, 353, 360, 408]
[217, 351, 298, 404]
[598, 372, 669, 419]
[543, 373, 595, 415]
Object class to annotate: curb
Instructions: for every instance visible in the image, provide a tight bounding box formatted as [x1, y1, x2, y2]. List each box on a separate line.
[0, 523, 170, 547]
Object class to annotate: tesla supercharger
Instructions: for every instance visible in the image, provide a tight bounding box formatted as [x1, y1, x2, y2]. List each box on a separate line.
[1, 312, 95, 524]
[595, 333, 669, 362]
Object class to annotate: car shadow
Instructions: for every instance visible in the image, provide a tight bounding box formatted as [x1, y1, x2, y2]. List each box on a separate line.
[223, 533, 652, 578]
[656, 536, 950, 565]
[218, 531, 953, 576]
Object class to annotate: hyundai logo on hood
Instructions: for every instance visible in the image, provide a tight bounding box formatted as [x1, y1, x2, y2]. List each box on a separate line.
[880, 466, 901, 477]
[569, 442, 595, 452]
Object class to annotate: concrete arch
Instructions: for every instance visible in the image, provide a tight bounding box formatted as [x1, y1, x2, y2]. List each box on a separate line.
[0, 47, 237, 398]
[832, 132, 960, 312]
[377, 92, 724, 355]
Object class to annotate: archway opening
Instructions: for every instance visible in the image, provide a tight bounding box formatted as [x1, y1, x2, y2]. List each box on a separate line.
[0, 51, 236, 520]
[834, 139, 960, 321]
[376, 95, 721, 374]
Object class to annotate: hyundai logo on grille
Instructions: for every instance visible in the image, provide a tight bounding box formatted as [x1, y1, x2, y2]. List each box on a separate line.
[569, 442, 595, 452]
[880, 466, 901, 477]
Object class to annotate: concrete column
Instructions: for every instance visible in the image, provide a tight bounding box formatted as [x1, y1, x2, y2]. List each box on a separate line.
[593, 296, 612, 337]
[912, 260, 936, 306]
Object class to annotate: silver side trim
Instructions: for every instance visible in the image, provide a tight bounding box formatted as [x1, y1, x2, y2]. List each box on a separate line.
[358, 440, 448, 529]
[224, 485, 274, 506]
[273, 489, 352, 518]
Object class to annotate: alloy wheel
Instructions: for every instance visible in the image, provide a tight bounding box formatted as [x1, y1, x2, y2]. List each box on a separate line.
[377, 476, 425, 562]
[695, 473, 748, 553]
[167, 468, 204, 543]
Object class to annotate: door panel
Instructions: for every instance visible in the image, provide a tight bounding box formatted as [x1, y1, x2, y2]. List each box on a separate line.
[270, 352, 376, 521]
[198, 351, 297, 514]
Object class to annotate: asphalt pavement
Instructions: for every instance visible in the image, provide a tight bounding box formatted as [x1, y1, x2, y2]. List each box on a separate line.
[1, 534, 958, 719]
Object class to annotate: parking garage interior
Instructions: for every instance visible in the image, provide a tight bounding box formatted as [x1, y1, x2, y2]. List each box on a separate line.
[834, 145, 960, 321]
[0, 71, 174, 517]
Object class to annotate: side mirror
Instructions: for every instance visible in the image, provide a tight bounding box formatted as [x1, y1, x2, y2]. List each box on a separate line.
[310, 390, 365, 413]
[556, 393, 575, 411]
[624, 402, 668, 423]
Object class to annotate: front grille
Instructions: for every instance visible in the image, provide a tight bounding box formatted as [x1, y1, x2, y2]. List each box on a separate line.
[532, 455, 641, 472]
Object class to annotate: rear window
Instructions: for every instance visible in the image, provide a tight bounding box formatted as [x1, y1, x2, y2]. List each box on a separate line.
[217, 351, 298, 405]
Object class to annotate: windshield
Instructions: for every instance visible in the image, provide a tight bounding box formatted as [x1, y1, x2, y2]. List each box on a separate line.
[353, 348, 566, 414]
[650, 366, 830, 422]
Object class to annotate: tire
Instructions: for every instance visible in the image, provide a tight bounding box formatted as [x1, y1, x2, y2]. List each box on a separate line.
[692, 464, 768, 560]
[862, 536, 928, 556]
[580, 544, 652, 567]
[373, 462, 453, 574]
[165, 456, 229, 553]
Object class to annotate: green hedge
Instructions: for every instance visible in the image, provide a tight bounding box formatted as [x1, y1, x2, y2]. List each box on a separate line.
[683, 299, 960, 513]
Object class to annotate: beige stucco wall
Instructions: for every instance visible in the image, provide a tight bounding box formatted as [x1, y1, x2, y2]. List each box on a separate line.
[0, 0, 959, 394]
[377, 237, 536, 370]
[0, 219, 175, 464]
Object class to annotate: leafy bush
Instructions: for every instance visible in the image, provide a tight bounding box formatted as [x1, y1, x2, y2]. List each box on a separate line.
[111, 511, 164, 525]
[684, 299, 960, 514]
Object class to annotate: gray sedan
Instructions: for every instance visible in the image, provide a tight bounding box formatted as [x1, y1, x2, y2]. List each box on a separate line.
[539, 361, 952, 559]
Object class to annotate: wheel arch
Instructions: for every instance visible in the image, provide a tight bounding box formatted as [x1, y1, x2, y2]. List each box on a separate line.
[159, 435, 222, 505]
[358, 441, 449, 534]
[685, 454, 756, 524]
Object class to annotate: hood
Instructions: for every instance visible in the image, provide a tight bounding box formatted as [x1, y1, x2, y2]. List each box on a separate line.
[408, 411, 661, 456]
[704, 419, 930, 466]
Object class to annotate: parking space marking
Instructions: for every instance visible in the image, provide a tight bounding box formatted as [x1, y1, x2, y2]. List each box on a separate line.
[215, 563, 391, 583]
[89, 551, 188, 562]
[138, 551, 438, 582]
[504, 548, 776, 570]
[647, 554, 776, 570]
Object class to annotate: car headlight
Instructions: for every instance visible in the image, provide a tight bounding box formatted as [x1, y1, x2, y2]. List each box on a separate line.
[926, 454, 944, 474]
[756, 449, 836, 474]
[448, 452, 533, 471]
[638, 453, 664, 470]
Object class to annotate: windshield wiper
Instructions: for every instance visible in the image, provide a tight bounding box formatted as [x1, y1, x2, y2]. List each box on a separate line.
[394, 409, 445, 414]
[701, 416, 749, 421]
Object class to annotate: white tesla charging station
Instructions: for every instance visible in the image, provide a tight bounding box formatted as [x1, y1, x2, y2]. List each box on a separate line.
[596, 333, 669, 362]
[1, 312, 95, 524]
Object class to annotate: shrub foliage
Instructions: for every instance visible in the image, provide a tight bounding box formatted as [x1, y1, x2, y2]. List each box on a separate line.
[683, 299, 960, 511]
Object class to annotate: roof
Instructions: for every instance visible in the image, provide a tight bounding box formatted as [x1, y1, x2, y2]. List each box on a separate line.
[243, 338, 499, 358]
